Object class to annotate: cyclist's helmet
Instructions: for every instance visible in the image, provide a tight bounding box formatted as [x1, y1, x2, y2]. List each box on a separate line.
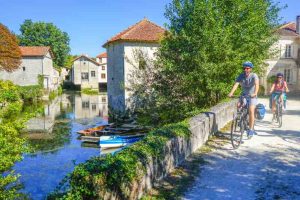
[242, 61, 254, 68]
[276, 72, 283, 77]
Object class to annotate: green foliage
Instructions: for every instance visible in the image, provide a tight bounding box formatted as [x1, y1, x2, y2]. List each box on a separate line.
[0, 80, 28, 199]
[64, 55, 77, 69]
[49, 90, 57, 101]
[58, 85, 63, 95]
[38, 74, 44, 87]
[18, 85, 43, 102]
[49, 121, 190, 199]
[267, 75, 276, 83]
[157, 0, 279, 122]
[18, 19, 70, 67]
[0, 80, 20, 103]
[81, 88, 99, 95]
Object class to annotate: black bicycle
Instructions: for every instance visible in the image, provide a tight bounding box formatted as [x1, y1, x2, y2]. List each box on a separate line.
[272, 92, 284, 128]
[230, 95, 252, 149]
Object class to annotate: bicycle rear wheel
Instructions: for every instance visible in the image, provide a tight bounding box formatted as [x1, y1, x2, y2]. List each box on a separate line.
[231, 115, 244, 149]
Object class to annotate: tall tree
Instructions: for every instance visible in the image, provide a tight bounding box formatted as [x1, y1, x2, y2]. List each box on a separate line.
[18, 19, 70, 67]
[0, 23, 22, 72]
[130, 0, 281, 125]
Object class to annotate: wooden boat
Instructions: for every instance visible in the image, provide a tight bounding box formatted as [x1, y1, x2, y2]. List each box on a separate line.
[77, 125, 107, 136]
[99, 134, 144, 148]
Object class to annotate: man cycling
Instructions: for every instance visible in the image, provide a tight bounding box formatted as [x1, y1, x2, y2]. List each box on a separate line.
[228, 61, 259, 137]
[269, 72, 289, 117]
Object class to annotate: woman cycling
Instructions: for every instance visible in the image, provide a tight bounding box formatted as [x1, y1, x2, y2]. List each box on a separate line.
[269, 72, 289, 116]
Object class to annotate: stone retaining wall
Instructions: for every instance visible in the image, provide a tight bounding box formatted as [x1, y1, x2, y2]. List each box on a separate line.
[98, 100, 237, 199]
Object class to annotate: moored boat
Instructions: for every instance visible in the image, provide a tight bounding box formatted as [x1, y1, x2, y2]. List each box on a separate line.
[99, 134, 144, 148]
[77, 124, 107, 136]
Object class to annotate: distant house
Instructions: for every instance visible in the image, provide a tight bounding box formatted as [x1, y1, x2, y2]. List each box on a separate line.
[96, 52, 108, 86]
[103, 19, 166, 111]
[71, 55, 100, 90]
[0, 46, 58, 90]
[263, 16, 300, 94]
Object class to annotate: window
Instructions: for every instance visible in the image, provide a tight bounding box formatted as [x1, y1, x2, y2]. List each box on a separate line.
[101, 73, 106, 79]
[82, 101, 89, 109]
[285, 45, 292, 58]
[81, 73, 89, 80]
[102, 97, 106, 103]
[92, 104, 96, 110]
[102, 66, 105, 70]
[91, 71, 95, 77]
[284, 69, 291, 83]
[22, 67, 26, 71]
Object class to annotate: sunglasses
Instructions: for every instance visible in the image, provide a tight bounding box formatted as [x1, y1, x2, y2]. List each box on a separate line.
[277, 77, 283, 78]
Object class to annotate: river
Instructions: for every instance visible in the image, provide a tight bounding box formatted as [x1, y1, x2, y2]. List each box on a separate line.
[13, 92, 114, 199]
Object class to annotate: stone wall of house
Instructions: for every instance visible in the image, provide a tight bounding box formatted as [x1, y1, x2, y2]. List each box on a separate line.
[107, 43, 126, 111]
[106, 42, 160, 112]
[95, 100, 237, 200]
[123, 42, 159, 101]
[0, 57, 43, 86]
[72, 58, 99, 89]
[98, 63, 107, 84]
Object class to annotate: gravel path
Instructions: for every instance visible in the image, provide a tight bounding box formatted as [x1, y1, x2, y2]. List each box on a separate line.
[183, 98, 300, 200]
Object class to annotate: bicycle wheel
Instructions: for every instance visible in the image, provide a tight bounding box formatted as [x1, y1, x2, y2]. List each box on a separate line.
[277, 104, 283, 128]
[231, 115, 244, 149]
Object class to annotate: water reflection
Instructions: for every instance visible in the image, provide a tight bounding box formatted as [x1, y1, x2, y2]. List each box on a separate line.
[14, 92, 109, 200]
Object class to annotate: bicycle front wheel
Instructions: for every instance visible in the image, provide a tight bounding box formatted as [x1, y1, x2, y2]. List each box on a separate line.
[277, 104, 283, 128]
[231, 115, 244, 149]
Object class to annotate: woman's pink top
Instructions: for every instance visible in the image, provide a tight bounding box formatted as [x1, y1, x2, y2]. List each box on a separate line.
[274, 80, 287, 92]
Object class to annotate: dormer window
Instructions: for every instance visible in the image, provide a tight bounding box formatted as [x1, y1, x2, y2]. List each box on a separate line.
[22, 67, 26, 71]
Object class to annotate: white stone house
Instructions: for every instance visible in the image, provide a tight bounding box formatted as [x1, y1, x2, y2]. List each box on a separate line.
[263, 16, 300, 94]
[103, 19, 166, 111]
[0, 46, 58, 90]
[96, 52, 108, 85]
[71, 55, 100, 90]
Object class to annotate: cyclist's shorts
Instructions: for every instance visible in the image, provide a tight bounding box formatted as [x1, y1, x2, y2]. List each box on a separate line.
[270, 92, 286, 109]
[239, 96, 257, 106]
[272, 92, 286, 101]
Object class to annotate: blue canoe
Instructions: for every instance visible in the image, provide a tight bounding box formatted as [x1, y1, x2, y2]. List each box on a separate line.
[99, 135, 144, 148]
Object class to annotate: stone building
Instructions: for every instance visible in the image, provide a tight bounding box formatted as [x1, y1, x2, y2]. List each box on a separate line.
[71, 55, 100, 90]
[263, 16, 300, 94]
[0, 46, 58, 90]
[103, 19, 166, 111]
[96, 52, 108, 88]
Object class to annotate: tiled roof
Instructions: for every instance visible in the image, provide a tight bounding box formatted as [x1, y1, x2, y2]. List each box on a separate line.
[103, 19, 166, 47]
[73, 55, 100, 66]
[279, 22, 298, 36]
[19, 46, 53, 57]
[96, 52, 107, 58]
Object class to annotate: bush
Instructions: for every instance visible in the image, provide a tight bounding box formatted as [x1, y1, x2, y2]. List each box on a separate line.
[81, 88, 99, 95]
[18, 85, 43, 102]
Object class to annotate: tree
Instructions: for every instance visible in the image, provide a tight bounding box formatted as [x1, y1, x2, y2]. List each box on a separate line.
[129, 0, 281, 126]
[0, 23, 22, 72]
[18, 19, 70, 67]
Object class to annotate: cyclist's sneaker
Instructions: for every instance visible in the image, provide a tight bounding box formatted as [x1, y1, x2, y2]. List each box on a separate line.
[247, 130, 254, 138]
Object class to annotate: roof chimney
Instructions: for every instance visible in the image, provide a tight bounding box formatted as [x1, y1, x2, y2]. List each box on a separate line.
[297, 15, 300, 34]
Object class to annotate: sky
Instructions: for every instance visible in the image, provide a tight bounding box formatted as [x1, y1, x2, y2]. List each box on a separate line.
[0, 0, 299, 57]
